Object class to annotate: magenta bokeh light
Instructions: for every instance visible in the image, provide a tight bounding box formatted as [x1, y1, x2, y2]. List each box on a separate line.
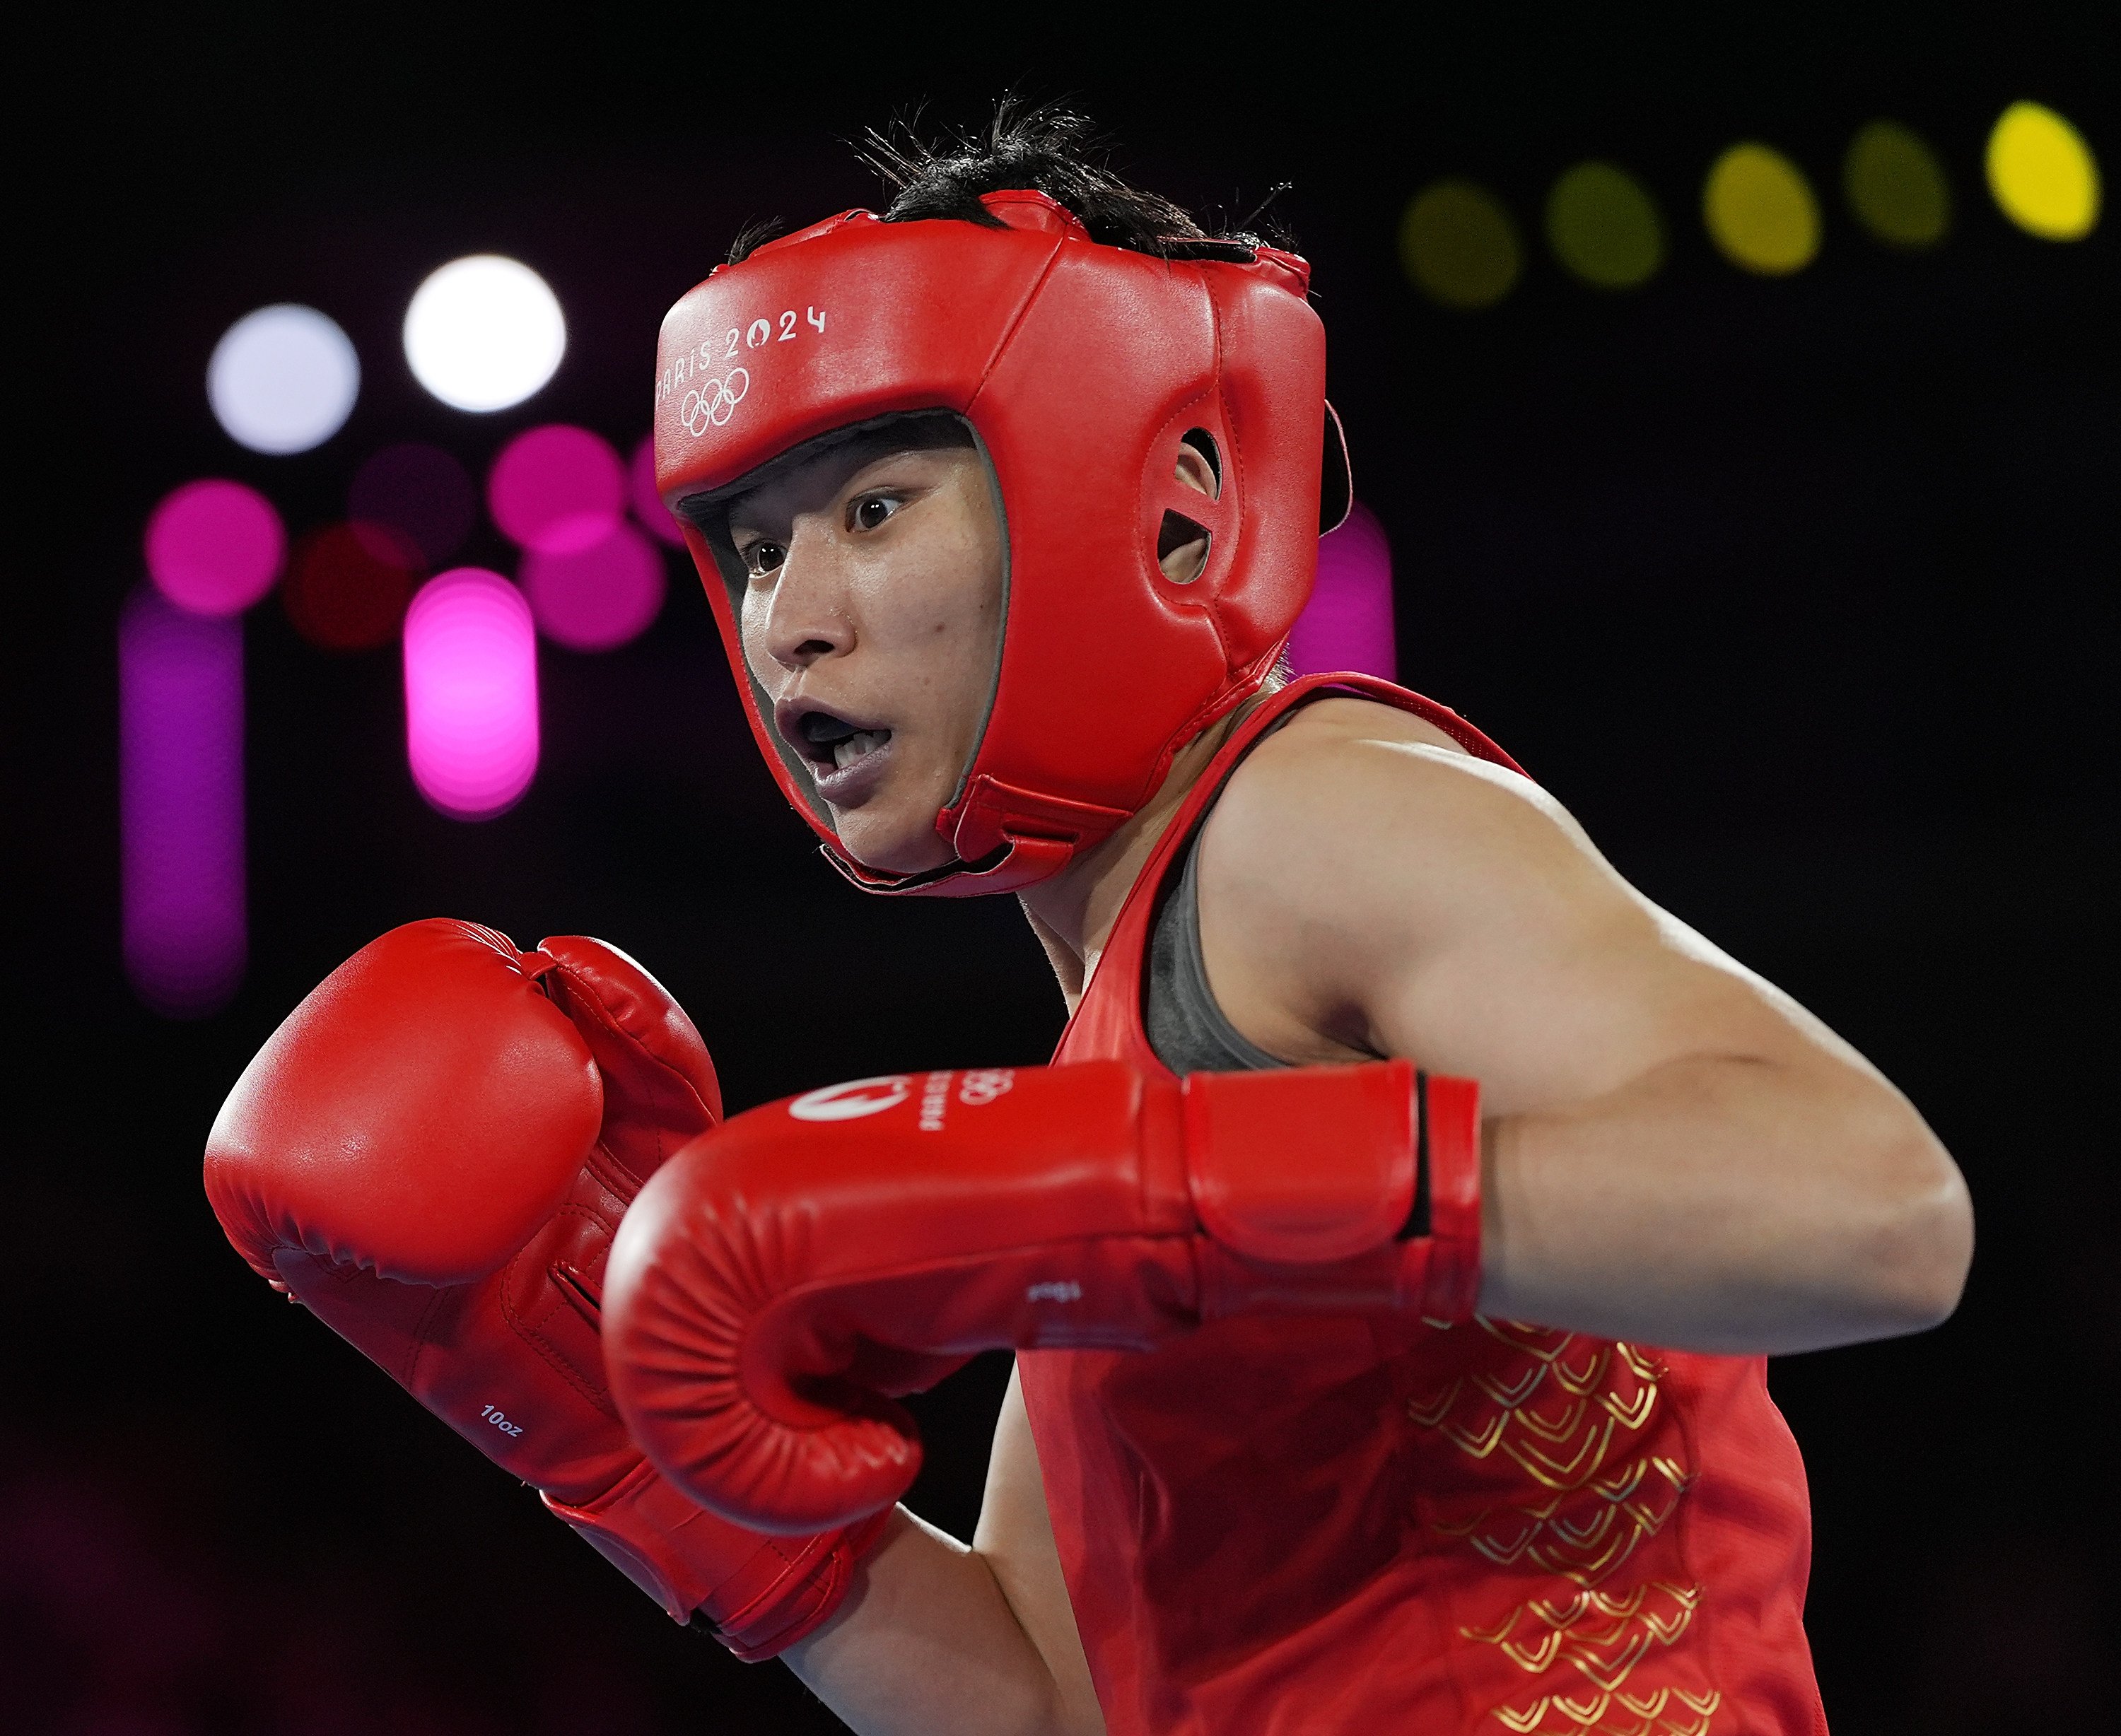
[521, 522, 665, 651]
[629, 433, 686, 546]
[1286, 501, 1396, 681]
[403, 569, 539, 820]
[144, 480, 286, 617]
[488, 425, 624, 555]
[120, 586, 245, 1016]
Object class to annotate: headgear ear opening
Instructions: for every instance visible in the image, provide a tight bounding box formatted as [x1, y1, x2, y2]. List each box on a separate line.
[1152, 427, 1222, 585]
[1179, 428, 1224, 491]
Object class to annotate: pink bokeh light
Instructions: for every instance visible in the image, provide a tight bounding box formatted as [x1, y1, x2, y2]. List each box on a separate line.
[629, 433, 686, 546]
[120, 585, 245, 1016]
[521, 522, 666, 651]
[1286, 500, 1396, 681]
[488, 425, 624, 555]
[144, 480, 286, 617]
[403, 569, 539, 820]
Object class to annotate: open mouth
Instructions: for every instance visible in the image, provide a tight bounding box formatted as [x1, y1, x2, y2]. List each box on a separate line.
[781, 702, 894, 777]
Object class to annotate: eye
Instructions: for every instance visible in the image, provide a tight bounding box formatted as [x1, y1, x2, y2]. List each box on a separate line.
[741, 539, 786, 577]
[850, 493, 900, 532]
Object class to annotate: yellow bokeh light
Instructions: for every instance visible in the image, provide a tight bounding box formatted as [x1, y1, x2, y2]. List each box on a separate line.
[1546, 162, 1665, 288]
[1399, 180, 1522, 310]
[1987, 100, 2101, 240]
[1703, 143, 1821, 275]
[1845, 120, 1951, 248]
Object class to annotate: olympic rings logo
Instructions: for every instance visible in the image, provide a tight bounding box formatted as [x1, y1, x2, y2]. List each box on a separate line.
[680, 368, 749, 435]
[957, 1069, 1015, 1106]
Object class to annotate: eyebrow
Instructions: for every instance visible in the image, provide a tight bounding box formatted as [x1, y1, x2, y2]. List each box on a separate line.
[725, 444, 950, 530]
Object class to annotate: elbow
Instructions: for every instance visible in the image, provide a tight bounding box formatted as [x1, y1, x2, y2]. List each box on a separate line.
[1856, 1122, 1975, 1337]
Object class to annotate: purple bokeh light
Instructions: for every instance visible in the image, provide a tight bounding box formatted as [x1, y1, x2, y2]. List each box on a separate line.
[1286, 501, 1396, 681]
[403, 569, 539, 820]
[120, 586, 245, 1016]
[488, 425, 624, 555]
[521, 522, 666, 651]
[349, 442, 476, 565]
[144, 480, 286, 617]
[629, 433, 686, 546]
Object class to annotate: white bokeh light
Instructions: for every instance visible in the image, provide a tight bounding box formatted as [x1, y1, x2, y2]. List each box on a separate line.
[404, 255, 566, 413]
[207, 305, 361, 454]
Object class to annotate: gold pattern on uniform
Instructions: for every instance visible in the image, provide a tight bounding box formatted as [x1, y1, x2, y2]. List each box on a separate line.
[1407, 1322, 1686, 1588]
[1403, 1321, 1722, 1732]
[1461, 1583, 1701, 1689]
[1490, 1687, 1722, 1736]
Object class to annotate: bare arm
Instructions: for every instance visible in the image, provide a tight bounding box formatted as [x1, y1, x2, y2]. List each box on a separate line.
[780, 1365, 1104, 1736]
[1197, 698, 1974, 1354]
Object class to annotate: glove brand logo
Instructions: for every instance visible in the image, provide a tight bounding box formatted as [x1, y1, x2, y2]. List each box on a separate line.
[1027, 1280, 1082, 1303]
[918, 1069, 954, 1132]
[680, 368, 749, 435]
[911, 1068, 1016, 1132]
[788, 1075, 912, 1122]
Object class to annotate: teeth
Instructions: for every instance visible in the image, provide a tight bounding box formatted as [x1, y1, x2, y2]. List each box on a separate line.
[832, 729, 888, 770]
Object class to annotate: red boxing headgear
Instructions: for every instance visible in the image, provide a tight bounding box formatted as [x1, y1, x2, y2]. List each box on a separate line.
[655, 189, 1343, 895]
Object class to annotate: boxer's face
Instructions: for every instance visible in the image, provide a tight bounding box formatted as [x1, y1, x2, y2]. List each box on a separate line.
[728, 429, 1004, 874]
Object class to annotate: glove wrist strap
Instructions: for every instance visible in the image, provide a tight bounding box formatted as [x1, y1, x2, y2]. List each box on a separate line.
[1182, 1061, 1483, 1322]
[547, 1460, 888, 1659]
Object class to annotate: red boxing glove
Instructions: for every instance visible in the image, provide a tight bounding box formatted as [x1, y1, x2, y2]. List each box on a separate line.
[603, 1059, 1480, 1534]
[203, 918, 884, 1659]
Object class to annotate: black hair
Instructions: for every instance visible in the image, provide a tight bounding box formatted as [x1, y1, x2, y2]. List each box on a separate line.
[728, 100, 1291, 264]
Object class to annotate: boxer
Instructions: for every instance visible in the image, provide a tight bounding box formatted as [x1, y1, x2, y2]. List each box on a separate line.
[616, 110, 1972, 1734]
[208, 109, 1972, 1735]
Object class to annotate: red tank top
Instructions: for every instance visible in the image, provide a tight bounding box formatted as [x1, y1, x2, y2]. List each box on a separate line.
[1019, 675, 1827, 1736]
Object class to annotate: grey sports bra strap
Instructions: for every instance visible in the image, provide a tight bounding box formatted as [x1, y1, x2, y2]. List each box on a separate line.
[1143, 814, 1287, 1076]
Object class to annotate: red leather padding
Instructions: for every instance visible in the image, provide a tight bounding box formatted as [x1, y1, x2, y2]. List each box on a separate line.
[1183, 1062, 1418, 1265]
[206, 919, 887, 1657]
[204, 920, 602, 1287]
[604, 1062, 1204, 1534]
[538, 934, 723, 1165]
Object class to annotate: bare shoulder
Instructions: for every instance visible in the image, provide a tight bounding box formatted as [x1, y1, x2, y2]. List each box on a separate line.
[1192, 694, 1645, 1065]
[1230, 693, 1567, 830]
[1206, 694, 1604, 933]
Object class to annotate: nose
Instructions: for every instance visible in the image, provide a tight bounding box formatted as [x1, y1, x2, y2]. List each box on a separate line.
[756, 524, 854, 674]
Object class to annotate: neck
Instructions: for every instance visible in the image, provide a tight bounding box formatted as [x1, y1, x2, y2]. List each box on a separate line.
[1017, 709, 1250, 1010]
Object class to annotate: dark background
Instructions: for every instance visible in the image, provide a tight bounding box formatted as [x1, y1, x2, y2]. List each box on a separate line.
[10, 6, 2115, 1731]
